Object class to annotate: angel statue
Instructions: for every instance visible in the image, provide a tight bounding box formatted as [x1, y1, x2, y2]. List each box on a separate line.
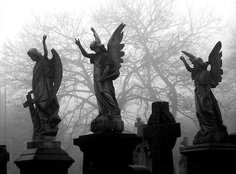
[75, 23, 125, 133]
[180, 41, 228, 144]
[23, 35, 62, 140]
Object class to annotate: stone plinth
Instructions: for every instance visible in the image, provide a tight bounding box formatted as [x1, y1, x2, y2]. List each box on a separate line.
[14, 140, 74, 174]
[180, 143, 236, 174]
[74, 133, 145, 174]
[229, 133, 236, 144]
[0, 145, 9, 174]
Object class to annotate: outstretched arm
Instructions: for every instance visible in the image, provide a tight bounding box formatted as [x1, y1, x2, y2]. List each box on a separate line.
[43, 35, 48, 58]
[180, 56, 193, 72]
[75, 38, 94, 59]
[91, 27, 101, 43]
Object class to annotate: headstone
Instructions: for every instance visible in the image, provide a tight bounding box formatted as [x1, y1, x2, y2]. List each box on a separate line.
[134, 118, 151, 170]
[0, 145, 9, 174]
[135, 117, 145, 137]
[14, 140, 74, 174]
[143, 101, 181, 174]
[74, 133, 151, 174]
[179, 137, 188, 174]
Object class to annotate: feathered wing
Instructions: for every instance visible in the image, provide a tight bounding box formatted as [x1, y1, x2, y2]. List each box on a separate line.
[48, 48, 63, 103]
[208, 41, 223, 88]
[106, 23, 126, 80]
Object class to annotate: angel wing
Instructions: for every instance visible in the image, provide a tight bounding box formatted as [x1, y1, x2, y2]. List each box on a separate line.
[48, 48, 63, 103]
[208, 41, 223, 88]
[106, 23, 126, 80]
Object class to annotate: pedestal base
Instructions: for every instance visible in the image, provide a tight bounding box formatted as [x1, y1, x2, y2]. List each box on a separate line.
[0, 145, 9, 174]
[90, 115, 124, 133]
[74, 133, 147, 174]
[14, 140, 74, 174]
[181, 143, 236, 174]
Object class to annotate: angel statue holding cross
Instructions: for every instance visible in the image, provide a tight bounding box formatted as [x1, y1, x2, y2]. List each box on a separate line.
[180, 41, 228, 144]
[24, 35, 62, 140]
[75, 23, 125, 133]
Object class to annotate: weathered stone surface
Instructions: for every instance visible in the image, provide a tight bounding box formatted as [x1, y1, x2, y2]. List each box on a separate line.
[14, 141, 74, 174]
[24, 35, 62, 139]
[180, 42, 228, 144]
[90, 115, 124, 133]
[75, 24, 126, 134]
[27, 140, 61, 149]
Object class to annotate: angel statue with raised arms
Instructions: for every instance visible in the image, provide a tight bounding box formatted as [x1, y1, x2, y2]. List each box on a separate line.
[24, 35, 62, 140]
[180, 41, 228, 144]
[75, 23, 125, 133]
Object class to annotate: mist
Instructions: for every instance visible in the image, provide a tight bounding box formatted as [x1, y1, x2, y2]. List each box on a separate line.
[1, 0, 236, 173]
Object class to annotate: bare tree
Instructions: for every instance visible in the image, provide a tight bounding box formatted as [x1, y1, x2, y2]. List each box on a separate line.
[91, 0, 221, 128]
[0, 1, 223, 139]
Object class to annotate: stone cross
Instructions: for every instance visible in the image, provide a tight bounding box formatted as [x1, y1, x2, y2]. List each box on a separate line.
[134, 117, 151, 169]
[135, 117, 145, 136]
[143, 102, 181, 174]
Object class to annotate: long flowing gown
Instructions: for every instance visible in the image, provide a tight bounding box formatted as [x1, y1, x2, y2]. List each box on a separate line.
[192, 69, 227, 144]
[32, 55, 61, 137]
[91, 53, 121, 118]
[76, 41, 124, 133]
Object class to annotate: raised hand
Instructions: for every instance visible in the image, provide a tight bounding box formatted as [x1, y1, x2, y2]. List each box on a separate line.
[180, 56, 185, 61]
[43, 35, 47, 41]
[75, 38, 81, 46]
[91, 27, 95, 32]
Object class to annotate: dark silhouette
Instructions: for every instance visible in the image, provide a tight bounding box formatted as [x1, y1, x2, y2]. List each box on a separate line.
[143, 102, 181, 174]
[180, 41, 228, 144]
[24, 35, 62, 140]
[75, 23, 125, 133]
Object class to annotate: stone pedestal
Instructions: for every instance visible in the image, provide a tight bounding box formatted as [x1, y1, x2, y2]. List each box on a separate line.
[180, 143, 236, 174]
[0, 145, 9, 174]
[229, 133, 236, 144]
[14, 140, 74, 174]
[74, 133, 149, 174]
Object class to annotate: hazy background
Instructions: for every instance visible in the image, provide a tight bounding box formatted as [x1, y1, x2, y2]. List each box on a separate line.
[1, 0, 236, 51]
[0, 0, 236, 173]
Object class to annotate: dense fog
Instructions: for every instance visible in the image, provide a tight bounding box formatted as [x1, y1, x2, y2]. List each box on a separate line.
[0, 0, 236, 173]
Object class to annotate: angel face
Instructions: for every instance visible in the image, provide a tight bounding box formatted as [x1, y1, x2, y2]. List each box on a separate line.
[90, 41, 106, 53]
[90, 41, 100, 50]
[27, 48, 42, 61]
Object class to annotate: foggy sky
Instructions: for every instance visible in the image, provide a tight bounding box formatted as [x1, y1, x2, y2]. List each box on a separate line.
[0, 0, 236, 57]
